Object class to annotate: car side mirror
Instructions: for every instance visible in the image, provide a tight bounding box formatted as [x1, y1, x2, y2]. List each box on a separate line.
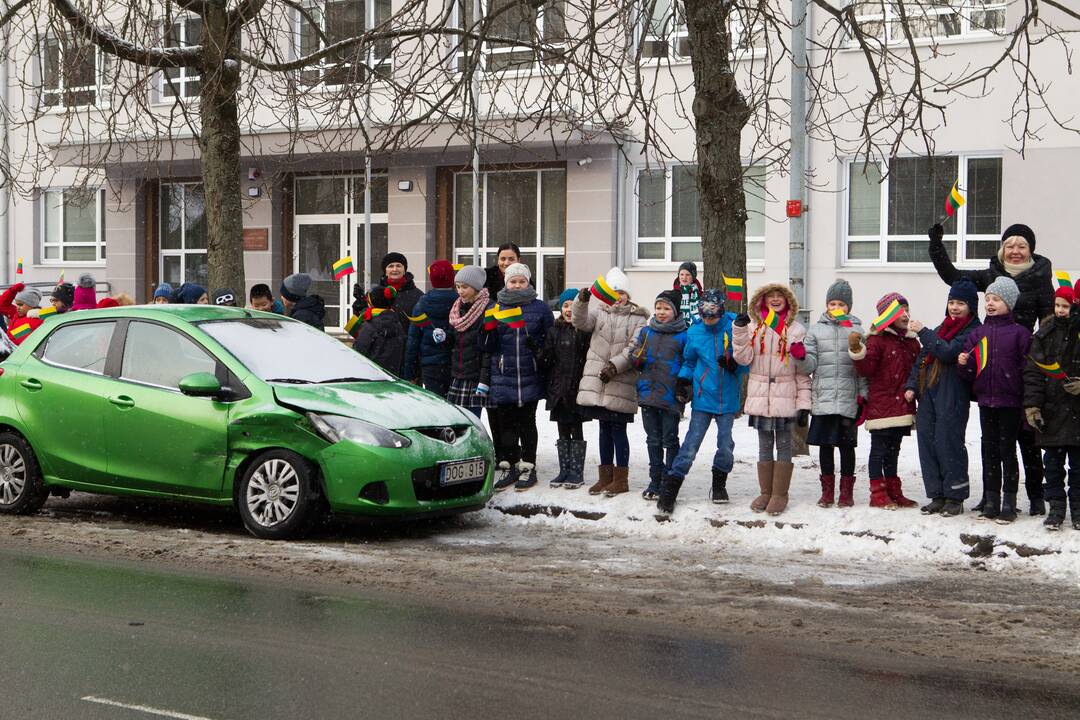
[178, 372, 223, 398]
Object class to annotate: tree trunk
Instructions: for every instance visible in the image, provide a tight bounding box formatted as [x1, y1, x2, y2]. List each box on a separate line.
[685, 0, 750, 304]
[199, 4, 246, 297]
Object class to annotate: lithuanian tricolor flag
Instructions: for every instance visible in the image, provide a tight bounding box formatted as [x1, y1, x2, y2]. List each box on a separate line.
[332, 256, 355, 281]
[361, 307, 385, 323]
[872, 300, 904, 331]
[10, 323, 32, 340]
[56, 269, 65, 285]
[496, 306, 526, 330]
[1032, 358, 1068, 381]
[1055, 270, 1072, 290]
[973, 336, 988, 377]
[38, 306, 58, 319]
[344, 314, 362, 339]
[763, 308, 785, 334]
[829, 308, 854, 327]
[723, 275, 744, 302]
[944, 181, 966, 217]
[483, 306, 499, 331]
[590, 275, 619, 306]
[407, 312, 432, 328]
[15, 257, 23, 275]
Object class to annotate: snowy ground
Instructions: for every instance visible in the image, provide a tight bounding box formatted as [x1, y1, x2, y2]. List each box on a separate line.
[489, 412, 1080, 586]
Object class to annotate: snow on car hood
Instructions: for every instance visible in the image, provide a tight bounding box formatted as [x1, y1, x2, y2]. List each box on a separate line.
[272, 381, 468, 430]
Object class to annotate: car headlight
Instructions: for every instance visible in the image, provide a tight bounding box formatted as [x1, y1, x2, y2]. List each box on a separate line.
[460, 407, 490, 442]
[307, 413, 411, 449]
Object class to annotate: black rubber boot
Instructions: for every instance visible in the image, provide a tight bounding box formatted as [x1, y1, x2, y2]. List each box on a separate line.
[1044, 500, 1067, 531]
[710, 469, 729, 504]
[996, 493, 1018, 524]
[562, 440, 587, 489]
[656, 474, 683, 515]
[549, 440, 569, 488]
[979, 492, 1001, 521]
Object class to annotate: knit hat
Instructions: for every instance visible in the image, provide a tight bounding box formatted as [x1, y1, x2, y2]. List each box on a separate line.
[428, 260, 456, 290]
[677, 261, 698, 281]
[605, 267, 631, 297]
[96, 297, 120, 309]
[14, 286, 41, 307]
[51, 282, 75, 308]
[876, 291, 909, 315]
[1001, 223, 1036, 252]
[174, 282, 208, 305]
[698, 288, 725, 319]
[826, 279, 853, 310]
[655, 289, 682, 317]
[558, 288, 578, 306]
[1054, 286, 1074, 305]
[504, 263, 531, 282]
[985, 276, 1020, 311]
[454, 265, 486, 292]
[381, 252, 408, 273]
[280, 273, 312, 303]
[367, 285, 398, 310]
[78, 273, 95, 289]
[153, 282, 174, 301]
[212, 288, 238, 307]
[948, 278, 979, 312]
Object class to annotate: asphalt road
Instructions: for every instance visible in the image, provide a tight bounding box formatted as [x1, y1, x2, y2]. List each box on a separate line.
[2, 548, 1079, 720]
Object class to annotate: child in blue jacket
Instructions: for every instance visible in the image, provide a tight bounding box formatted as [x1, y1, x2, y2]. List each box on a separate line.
[657, 289, 748, 514]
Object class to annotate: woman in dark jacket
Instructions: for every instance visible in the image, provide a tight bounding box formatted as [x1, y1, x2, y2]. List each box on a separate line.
[483, 242, 522, 294]
[445, 266, 491, 417]
[537, 288, 592, 489]
[352, 252, 424, 326]
[403, 260, 457, 395]
[928, 222, 1051, 514]
[353, 286, 406, 376]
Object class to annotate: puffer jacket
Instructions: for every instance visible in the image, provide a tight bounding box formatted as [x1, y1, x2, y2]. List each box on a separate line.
[572, 294, 649, 415]
[679, 314, 747, 415]
[798, 311, 869, 419]
[536, 317, 591, 414]
[0, 285, 43, 345]
[450, 302, 485, 383]
[958, 313, 1032, 408]
[732, 284, 811, 418]
[289, 295, 326, 330]
[403, 288, 457, 381]
[353, 309, 406, 376]
[626, 319, 689, 415]
[1024, 312, 1080, 447]
[480, 297, 553, 407]
[905, 315, 981, 411]
[851, 327, 920, 430]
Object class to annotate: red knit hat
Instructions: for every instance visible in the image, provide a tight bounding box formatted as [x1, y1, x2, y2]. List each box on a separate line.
[428, 260, 456, 289]
[1055, 286, 1075, 305]
[96, 297, 120, 309]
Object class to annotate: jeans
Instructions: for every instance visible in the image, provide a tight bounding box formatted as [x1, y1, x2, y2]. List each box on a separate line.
[670, 410, 735, 480]
[492, 402, 539, 465]
[868, 428, 906, 480]
[819, 445, 856, 477]
[421, 364, 451, 398]
[641, 406, 681, 481]
[598, 420, 630, 467]
[979, 406, 1021, 495]
[1042, 447, 1080, 502]
[758, 428, 793, 463]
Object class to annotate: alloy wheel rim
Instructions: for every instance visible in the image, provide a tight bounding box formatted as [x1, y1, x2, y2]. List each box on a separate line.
[0, 443, 27, 506]
[246, 459, 300, 527]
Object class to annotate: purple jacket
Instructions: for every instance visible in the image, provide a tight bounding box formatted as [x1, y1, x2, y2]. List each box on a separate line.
[958, 313, 1032, 408]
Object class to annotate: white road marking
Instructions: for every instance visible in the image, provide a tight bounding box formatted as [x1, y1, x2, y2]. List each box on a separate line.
[80, 696, 221, 720]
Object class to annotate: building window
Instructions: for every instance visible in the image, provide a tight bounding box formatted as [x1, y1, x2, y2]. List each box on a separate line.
[159, 17, 202, 99]
[634, 164, 766, 265]
[41, 188, 106, 263]
[160, 183, 208, 288]
[452, 0, 566, 73]
[844, 155, 1002, 265]
[453, 168, 565, 301]
[639, 0, 763, 61]
[851, 1, 1006, 44]
[298, 0, 392, 85]
[42, 36, 105, 107]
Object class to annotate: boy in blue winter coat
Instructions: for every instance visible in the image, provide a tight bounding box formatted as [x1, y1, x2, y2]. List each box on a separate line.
[657, 289, 748, 514]
[627, 290, 690, 500]
[403, 260, 458, 395]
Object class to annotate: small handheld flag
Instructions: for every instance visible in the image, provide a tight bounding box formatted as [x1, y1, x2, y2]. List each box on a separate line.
[57, 269, 65, 285]
[483, 306, 499, 331]
[590, 275, 619, 306]
[10, 323, 32, 340]
[973, 336, 988, 377]
[38, 305, 58, 319]
[15, 258, 23, 276]
[1032, 359, 1068, 381]
[496, 306, 526, 329]
[723, 275, 744, 303]
[1055, 270, 1072, 290]
[407, 312, 432, 328]
[872, 300, 904, 331]
[344, 314, 361, 339]
[763, 308, 785, 334]
[944, 181, 966, 218]
[829, 308, 854, 327]
[332, 257, 355, 281]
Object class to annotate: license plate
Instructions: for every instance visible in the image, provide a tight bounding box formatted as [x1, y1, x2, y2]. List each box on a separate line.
[439, 458, 486, 486]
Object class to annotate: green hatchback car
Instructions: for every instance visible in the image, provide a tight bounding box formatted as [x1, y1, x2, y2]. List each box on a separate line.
[0, 306, 494, 538]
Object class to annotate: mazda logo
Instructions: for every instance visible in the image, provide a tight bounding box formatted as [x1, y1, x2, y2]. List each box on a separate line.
[441, 427, 457, 444]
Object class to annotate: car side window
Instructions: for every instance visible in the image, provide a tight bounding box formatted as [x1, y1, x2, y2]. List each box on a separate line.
[121, 322, 218, 390]
[40, 322, 115, 375]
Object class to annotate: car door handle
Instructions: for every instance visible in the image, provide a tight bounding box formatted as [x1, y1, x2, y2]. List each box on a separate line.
[19, 378, 42, 391]
[107, 395, 135, 409]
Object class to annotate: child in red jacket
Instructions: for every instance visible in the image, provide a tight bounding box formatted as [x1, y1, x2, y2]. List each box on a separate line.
[0, 283, 44, 345]
[849, 292, 921, 509]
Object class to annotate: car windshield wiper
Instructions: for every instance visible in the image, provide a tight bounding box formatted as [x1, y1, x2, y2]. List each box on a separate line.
[265, 377, 315, 384]
[317, 376, 376, 384]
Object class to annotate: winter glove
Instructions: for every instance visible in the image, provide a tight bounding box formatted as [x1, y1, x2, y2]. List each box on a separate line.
[524, 335, 542, 354]
[1064, 379, 1080, 396]
[848, 332, 864, 354]
[675, 378, 693, 405]
[721, 355, 740, 374]
[733, 313, 751, 327]
[598, 361, 618, 384]
[1025, 407, 1045, 432]
[11, 282, 23, 293]
[432, 328, 447, 344]
[474, 383, 489, 397]
[928, 223, 945, 244]
[578, 288, 591, 303]
[789, 341, 806, 361]
[797, 409, 810, 427]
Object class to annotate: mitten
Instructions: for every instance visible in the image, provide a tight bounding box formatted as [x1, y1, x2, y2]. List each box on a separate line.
[721, 355, 740, 374]
[475, 383, 489, 397]
[733, 313, 751, 327]
[1025, 407, 1045, 432]
[432, 328, 447, 344]
[848, 332, 863, 353]
[797, 409, 810, 427]
[598, 361, 617, 384]
[789, 341, 806, 361]
[928, 223, 945, 243]
[675, 378, 692, 404]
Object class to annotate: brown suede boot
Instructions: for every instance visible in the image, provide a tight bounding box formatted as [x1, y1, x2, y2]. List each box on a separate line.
[766, 462, 794, 515]
[604, 466, 630, 496]
[589, 465, 614, 495]
[751, 461, 774, 512]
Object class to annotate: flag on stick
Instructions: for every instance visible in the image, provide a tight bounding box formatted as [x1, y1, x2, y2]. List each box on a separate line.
[973, 336, 988, 377]
[829, 308, 854, 327]
[483, 306, 499, 331]
[1032, 359, 1068, 381]
[590, 275, 619, 306]
[872, 300, 904, 331]
[723, 275, 744, 302]
[944, 181, 966, 217]
[332, 257, 355, 281]
[1055, 270, 1072, 289]
[57, 269, 65, 285]
[15, 258, 23, 276]
[763, 308, 785, 334]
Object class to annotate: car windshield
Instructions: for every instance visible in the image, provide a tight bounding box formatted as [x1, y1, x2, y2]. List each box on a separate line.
[197, 317, 392, 384]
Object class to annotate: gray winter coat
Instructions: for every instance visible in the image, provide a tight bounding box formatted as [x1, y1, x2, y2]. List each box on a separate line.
[798, 312, 869, 419]
[572, 295, 649, 415]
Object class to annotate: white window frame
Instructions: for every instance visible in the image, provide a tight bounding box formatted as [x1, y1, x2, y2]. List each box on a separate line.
[631, 163, 766, 269]
[637, 0, 764, 64]
[41, 35, 108, 109]
[450, 0, 566, 75]
[295, 0, 393, 87]
[160, 182, 207, 287]
[157, 16, 202, 101]
[40, 188, 106, 265]
[841, 153, 1003, 268]
[849, 0, 1008, 46]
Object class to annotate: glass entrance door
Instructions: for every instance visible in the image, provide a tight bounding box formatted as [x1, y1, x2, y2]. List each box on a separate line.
[296, 220, 347, 329]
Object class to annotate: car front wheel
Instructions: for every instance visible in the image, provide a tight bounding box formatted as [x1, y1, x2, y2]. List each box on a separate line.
[0, 432, 48, 515]
[237, 450, 319, 540]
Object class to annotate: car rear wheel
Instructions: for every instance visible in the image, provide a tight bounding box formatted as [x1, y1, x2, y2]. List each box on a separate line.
[237, 450, 319, 540]
[0, 432, 48, 515]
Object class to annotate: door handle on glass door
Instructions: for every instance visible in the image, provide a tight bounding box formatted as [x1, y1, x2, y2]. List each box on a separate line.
[107, 395, 135, 409]
[19, 378, 42, 391]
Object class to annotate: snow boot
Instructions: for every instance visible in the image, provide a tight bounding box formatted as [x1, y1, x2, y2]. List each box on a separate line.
[562, 440, 587, 490]
[886, 477, 918, 508]
[837, 475, 856, 508]
[869, 479, 896, 509]
[493, 461, 517, 492]
[604, 466, 630, 497]
[549, 440, 569, 488]
[1044, 499, 1067, 531]
[642, 467, 662, 501]
[1029, 497, 1046, 517]
[656, 474, 683, 515]
[817, 474, 836, 508]
[766, 462, 793, 515]
[589, 465, 614, 495]
[710, 469, 729, 504]
[921, 498, 947, 515]
[940, 499, 965, 517]
[972, 490, 986, 514]
[996, 492, 1018, 524]
[751, 461, 774, 513]
[979, 492, 1001, 521]
[514, 462, 537, 491]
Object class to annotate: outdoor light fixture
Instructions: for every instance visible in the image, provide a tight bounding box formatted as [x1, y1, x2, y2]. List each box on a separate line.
[576, 156, 593, 167]
[397, 180, 414, 192]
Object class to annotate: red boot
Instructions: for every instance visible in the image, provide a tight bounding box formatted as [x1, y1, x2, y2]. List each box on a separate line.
[886, 477, 918, 508]
[869, 478, 897, 509]
[838, 475, 856, 507]
[817, 474, 835, 508]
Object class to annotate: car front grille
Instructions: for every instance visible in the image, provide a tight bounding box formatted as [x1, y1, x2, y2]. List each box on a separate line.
[411, 466, 485, 501]
[414, 425, 471, 444]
